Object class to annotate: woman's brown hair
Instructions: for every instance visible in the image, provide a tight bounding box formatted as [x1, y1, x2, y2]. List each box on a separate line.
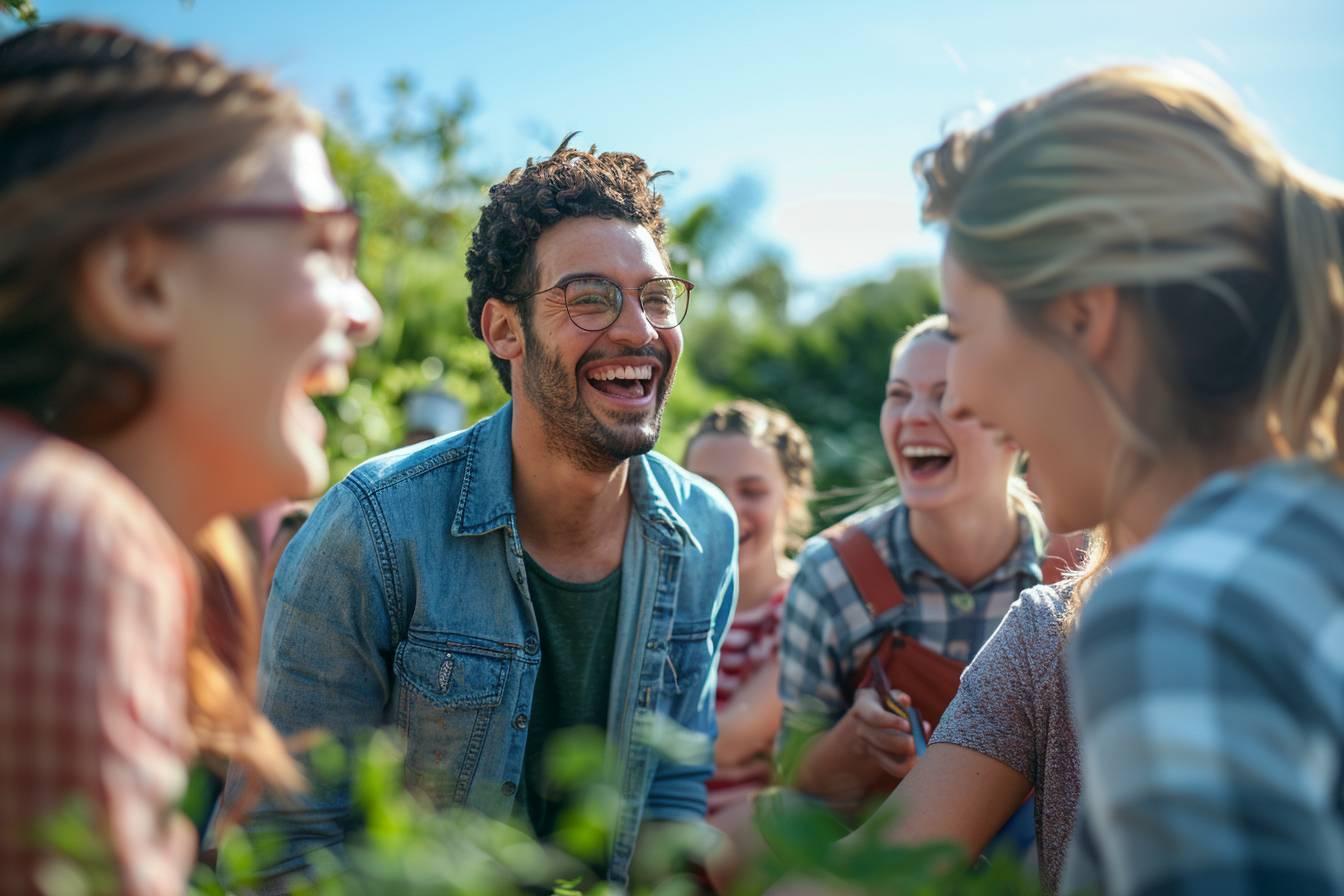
[0, 21, 311, 811]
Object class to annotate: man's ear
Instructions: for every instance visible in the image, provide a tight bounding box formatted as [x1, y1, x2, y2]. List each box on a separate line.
[481, 298, 525, 364]
[73, 228, 177, 350]
[1043, 284, 1121, 366]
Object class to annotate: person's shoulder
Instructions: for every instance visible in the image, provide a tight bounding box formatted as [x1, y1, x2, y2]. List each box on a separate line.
[1000, 583, 1071, 656]
[795, 498, 901, 568]
[643, 450, 735, 528]
[1085, 462, 1344, 653]
[0, 424, 187, 605]
[343, 424, 479, 494]
[1, 424, 173, 548]
[1170, 458, 1344, 538]
[784, 500, 901, 616]
[1013, 583, 1071, 627]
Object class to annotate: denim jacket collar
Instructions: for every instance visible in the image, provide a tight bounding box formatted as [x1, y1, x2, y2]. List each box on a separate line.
[451, 402, 701, 552]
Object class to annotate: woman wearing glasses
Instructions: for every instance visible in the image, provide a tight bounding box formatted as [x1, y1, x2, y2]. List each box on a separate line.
[0, 21, 380, 893]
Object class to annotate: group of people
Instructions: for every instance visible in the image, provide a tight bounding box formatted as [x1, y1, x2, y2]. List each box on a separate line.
[1, 18, 1341, 896]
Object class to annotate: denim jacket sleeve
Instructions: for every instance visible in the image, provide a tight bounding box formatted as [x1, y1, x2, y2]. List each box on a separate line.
[224, 480, 397, 884]
[642, 523, 738, 822]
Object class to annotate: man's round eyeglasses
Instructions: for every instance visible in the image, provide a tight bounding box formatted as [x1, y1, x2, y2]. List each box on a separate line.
[511, 275, 693, 332]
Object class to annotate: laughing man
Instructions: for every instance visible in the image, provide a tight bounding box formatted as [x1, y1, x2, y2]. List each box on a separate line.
[227, 138, 737, 889]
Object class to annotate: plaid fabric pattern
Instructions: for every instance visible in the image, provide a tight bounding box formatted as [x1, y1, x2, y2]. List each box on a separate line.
[778, 499, 1042, 743]
[1065, 460, 1344, 896]
[0, 414, 195, 896]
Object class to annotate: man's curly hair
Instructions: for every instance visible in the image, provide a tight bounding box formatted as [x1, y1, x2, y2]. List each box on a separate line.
[465, 133, 670, 393]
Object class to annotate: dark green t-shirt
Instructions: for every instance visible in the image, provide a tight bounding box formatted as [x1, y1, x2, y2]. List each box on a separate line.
[517, 552, 621, 843]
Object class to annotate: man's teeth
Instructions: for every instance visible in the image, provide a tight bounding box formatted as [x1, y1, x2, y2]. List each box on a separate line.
[902, 445, 951, 459]
[591, 365, 653, 381]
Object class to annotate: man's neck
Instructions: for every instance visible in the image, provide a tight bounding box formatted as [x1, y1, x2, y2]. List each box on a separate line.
[510, 420, 634, 584]
[908, 496, 1020, 589]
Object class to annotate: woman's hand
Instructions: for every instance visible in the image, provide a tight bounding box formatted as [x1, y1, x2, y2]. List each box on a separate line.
[844, 687, 926, 779]
[792, 688, 932, 805]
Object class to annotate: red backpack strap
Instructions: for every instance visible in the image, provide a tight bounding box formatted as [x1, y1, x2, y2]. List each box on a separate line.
[826, 525, 906, 617]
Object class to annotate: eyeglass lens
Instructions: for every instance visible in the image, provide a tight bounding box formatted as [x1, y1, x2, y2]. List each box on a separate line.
[562, 277, 688, 331]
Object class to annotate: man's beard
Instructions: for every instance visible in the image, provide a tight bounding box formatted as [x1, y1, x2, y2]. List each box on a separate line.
[521, 339, 674, 473]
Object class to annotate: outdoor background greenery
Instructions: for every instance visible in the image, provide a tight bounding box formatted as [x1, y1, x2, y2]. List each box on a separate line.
[320, 75, 939, 516]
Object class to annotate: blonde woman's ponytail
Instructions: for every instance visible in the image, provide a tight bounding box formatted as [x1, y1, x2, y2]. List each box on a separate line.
[1271, 167, 1344, 471]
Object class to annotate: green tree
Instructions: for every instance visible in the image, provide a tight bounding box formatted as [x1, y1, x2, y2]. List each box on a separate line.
[1, 0, 39, 27]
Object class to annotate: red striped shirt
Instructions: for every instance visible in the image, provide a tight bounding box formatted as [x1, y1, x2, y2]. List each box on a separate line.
[707, 583, 788, 814]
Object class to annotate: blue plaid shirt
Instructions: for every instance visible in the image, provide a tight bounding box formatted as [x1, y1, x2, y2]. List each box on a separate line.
[1065, 460, 1344, 895]
[777, 499, 1042, 745]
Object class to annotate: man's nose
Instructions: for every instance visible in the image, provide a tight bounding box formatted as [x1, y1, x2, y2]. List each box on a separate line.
[605, 289, 657, 346]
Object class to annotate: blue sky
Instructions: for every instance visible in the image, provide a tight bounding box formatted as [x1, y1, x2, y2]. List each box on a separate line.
[39, 0, 1344, 304]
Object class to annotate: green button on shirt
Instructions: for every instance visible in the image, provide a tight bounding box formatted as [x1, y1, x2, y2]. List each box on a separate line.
[517, 552, 622, 845]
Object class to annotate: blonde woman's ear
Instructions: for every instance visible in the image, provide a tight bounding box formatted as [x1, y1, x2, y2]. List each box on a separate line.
[1046, 285, 1121, 365]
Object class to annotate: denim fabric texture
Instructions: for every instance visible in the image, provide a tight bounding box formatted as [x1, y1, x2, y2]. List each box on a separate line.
[226, 402, 738, 888]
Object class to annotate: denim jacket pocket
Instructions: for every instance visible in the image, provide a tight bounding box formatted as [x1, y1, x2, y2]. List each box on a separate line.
[663, 619, 713, 703]
[393, 638, 510, 805]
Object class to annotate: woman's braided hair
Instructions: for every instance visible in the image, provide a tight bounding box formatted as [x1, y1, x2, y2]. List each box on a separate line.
[0, 20, 315, 438]
[0, 20, 312, 809]
[685, 400, 815, 552]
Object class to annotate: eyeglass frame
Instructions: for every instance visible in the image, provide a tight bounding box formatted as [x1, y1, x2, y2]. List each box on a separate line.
[156, 202, 362, 279]
[506, 274, 694, 332]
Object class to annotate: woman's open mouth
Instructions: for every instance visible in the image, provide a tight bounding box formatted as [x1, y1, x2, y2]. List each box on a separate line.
[901, 443, 954, 482]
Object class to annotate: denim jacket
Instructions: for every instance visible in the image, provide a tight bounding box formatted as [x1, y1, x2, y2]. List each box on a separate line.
[231, 403, 737, 887]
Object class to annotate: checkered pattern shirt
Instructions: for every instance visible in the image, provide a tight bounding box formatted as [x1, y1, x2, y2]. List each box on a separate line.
[777, 499, 1042, 744]
[1064, 460, 1344, 896]
[0, 413, 195, 896]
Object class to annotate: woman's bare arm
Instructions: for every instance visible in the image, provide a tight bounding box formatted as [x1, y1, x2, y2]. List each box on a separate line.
[715, 657, 784, 767]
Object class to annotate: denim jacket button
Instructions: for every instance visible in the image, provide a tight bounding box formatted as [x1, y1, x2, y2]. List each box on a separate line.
[524, 635, 539, 654]
[513, 713, 529, 730]
[501, 780, 517, 797]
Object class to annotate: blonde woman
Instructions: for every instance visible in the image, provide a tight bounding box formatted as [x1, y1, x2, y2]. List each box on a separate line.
[0, 22, 379, 893]
[776, 315, 1044, 811]
[917, 63, 1344, 893]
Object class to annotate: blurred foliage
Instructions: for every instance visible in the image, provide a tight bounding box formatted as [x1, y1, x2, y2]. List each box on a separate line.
[321, 75, 938, 510]
[0, 0, 39, 26]
[37, 729, 1040, 895]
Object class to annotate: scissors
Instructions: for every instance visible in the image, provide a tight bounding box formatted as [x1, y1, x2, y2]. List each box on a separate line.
[867, 656, 927, 757]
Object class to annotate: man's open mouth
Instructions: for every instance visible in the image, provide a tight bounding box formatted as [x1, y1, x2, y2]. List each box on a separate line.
[586, 364, 654, 400]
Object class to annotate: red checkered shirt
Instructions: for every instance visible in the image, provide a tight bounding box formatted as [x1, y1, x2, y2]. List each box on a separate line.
[0, 412, 196, 895]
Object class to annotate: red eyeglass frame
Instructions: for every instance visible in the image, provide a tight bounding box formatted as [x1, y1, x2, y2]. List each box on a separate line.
[160, 202, 362, 274]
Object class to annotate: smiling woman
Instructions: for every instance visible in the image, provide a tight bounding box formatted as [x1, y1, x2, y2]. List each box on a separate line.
[914, 62, 1344, 894]
[775, 313, 1045, 820]
[0, 20, 379, 894]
